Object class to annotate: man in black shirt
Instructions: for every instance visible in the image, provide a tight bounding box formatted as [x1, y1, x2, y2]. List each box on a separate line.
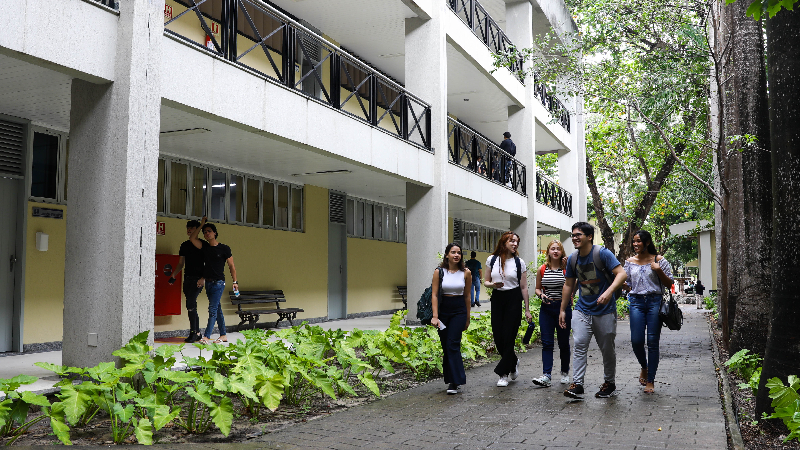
[190, 216, 239, 344]
[169, 220, 204, 343]
[499, 132, 516, 184]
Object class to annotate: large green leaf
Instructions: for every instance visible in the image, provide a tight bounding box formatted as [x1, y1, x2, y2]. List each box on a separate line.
[133, 417, 153, 445]
[357, 372, 380, 397]
[19, 390, 52, 408]
[0, 374, 38, 393]
[185, 385, 214, 408]
[767, 377, 800, 409]
[46, 403, 72, 445]
[55, 386, 91, 427]
[8, 400, 29, 429]
[152, 406, 180, 431]
[255, 374, 285, 411]
[209, 397, 233, 436]
[112, 403, 135, 423]
[228, 374, 258, 401]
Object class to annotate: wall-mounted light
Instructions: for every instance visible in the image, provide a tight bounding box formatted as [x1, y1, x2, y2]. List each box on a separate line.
[36, 232, 48, 252]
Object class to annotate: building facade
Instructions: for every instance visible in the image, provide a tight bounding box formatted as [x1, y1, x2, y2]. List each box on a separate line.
[0, 0, 585, 365]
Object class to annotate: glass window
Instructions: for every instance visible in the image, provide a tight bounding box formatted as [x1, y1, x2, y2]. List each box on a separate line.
[356, 201, 364, 237]
[245, 178, 260, 224]
[210, 170, 226, 221]
[346, 199, 355, 235]
[291, 187, 302, 230]
[398, 210, 405, 243]
[383, 207, 391, 240]
[63, 139, 69, 201]
[276, 184, 289, 228]
[170, 162, 188, 216]
[31, 132, 59, 199]
[374, 205, 383, 239]
[191, 165, 207, 217]
[230, 174, 243, 222]
[157, 159, 165, 213]
[390, 208, 398, 241]
[262, 182, 275, 227]
[365, 204, 373, 238]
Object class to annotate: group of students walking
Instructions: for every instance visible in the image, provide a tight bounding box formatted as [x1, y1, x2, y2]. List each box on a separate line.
[430, 221, 674, 398]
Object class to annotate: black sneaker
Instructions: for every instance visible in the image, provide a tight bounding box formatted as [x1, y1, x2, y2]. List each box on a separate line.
[446, 383, 459, 395]
[595, 382, 618, 398]
[564, 383, 584, 399]
[184, 332, 200, 343]
[475, 302, 481, 307]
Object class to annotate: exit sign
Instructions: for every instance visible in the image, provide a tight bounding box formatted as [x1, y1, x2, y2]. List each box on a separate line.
[156, 222, 166, 236]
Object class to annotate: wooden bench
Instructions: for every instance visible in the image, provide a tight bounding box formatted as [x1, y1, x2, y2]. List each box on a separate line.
[397, 286, 408, 310]
[230, 290, 304, 329]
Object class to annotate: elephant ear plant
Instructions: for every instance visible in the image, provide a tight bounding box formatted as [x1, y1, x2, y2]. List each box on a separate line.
[0, 375, 52, 445]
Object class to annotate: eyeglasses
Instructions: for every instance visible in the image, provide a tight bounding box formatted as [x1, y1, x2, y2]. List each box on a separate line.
[571, 233, 585, 238]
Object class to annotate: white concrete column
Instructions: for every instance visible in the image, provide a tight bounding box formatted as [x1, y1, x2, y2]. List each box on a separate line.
[64, 0, 163, 366]
[560, 231, 576, 255]
[698, 231, 713, 289]
[405, 5, 448, 322]
[506, 2, 537, 269]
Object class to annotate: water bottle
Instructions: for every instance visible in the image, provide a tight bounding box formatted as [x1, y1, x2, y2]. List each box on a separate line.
[233, 285, 240, 297]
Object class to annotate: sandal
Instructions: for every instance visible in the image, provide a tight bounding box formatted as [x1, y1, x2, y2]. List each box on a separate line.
[644, 382, 655, 394]
[213, 337, 228, 344]
[199, 338, 213, 345]
[639, 368, 648, 386]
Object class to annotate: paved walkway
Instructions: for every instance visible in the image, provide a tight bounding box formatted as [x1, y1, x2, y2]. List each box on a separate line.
[251, 306, 726, 450]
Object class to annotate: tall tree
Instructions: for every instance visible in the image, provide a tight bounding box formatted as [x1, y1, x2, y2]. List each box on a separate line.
[721, 0, 772, 355]
[755, 4, 800, 419]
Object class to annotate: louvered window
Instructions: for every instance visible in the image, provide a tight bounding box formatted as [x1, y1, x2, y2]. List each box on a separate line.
[0, 120, 24, 177]
[329, 192, 346, 224]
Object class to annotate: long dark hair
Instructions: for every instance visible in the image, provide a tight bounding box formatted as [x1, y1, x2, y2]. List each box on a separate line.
[633, 230, 658, 256]
[440, 243, 466, 271]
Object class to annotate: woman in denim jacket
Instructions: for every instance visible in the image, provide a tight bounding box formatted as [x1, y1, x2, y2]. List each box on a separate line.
[623, 230, 673, 394]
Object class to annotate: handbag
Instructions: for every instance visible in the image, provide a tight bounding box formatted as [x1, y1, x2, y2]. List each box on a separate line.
[416, 268, 444, 325]
[656, 262, 682, 330]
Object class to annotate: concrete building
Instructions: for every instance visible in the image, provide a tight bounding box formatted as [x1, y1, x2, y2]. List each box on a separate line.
[0, 0, 585, 364]
[669, 220, 717, 291]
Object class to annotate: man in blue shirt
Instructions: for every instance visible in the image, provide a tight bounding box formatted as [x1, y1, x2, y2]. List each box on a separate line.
[559, 222, 627, 399]
[464, 251, 483, 307]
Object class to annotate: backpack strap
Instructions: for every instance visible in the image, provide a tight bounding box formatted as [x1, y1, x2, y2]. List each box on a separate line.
[490, 255, 497, 273]
[539, 264, 546, 278]
[592, 245, 615, 286]
[515, 256, 522, 282]
[568, 251, 578, 277]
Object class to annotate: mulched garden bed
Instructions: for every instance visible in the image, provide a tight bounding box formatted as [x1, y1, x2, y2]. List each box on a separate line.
[2, 353, 502, 446]
[708, 314, 800, 450]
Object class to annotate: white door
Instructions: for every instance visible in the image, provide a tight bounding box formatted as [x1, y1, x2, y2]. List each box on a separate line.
[0, 177, 20, 352]
[327, 222, 347, 320]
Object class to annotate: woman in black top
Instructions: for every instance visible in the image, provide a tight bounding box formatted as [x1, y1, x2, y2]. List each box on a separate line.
[190, 217, 239, 344]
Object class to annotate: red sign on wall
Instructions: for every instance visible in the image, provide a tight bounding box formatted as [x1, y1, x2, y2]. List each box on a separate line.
[164, 4, 173, 21]
[156, 221, 166, 236]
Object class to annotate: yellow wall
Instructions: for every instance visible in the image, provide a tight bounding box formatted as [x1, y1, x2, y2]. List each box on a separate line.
[153, 185, 329, 333]
[346, 238, 406, 314]
[23, 202, 67, 344]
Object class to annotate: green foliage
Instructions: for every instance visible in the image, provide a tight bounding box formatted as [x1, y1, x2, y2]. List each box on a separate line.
[616, 295, 630, 318]
[730, 0, 799, 21]
[0, 375, 51, 445]
[537, 153, 558, 179]
[725, 349, 763, 395]
[761, 375, 800, 442]
[704, 294, 718, 312]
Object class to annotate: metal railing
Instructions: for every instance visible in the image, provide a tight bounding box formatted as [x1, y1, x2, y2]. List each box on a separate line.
[536, 171, 572, 217]
[447, 0, 523, 82]
[533, 75, 571, 132]
[90, 0, 118, 9]
[164, 0, 431, 150]
[447, 117, 526, 196]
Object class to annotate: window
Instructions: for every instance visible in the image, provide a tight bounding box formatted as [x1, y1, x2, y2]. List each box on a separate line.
[453, 219, 505, 252]
[346, 196, 406, 243]
[157, 157, 303, 232]
[30, 131, 62, 201]
[245, 178, 260, 224]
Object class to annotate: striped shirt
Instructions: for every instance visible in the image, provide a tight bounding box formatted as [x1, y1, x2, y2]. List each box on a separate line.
[540, 266, 566, 303]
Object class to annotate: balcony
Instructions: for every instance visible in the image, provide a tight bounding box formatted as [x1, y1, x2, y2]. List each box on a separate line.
[447, 0, 523, 82]
[536, 171, 572, 217]
[447, 117, 526, 196]
[163, 0, 431, 150]
[533, 76, 571, 133]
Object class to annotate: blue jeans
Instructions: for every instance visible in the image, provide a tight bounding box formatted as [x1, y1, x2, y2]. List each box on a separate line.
[539, 302, 571, 376]
[204, 280, 227, 339]
[629, 293, 662, 383]
[469, 277, 481, 306]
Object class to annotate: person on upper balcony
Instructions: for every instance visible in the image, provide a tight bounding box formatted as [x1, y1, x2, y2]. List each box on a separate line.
[499, 132, 516, 157]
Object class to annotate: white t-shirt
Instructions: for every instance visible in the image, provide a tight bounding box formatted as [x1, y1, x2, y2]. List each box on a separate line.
[486, 255, 527, 291]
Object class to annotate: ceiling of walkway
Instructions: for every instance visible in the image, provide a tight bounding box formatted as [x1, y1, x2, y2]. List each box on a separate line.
[0, 53, 72, 131]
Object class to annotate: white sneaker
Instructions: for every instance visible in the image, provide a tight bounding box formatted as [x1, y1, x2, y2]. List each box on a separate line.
[532, 375, 552, 387]
[497, 376, 509, 387]
[560, 372, 571, 384]
[510, 363, 519, 380]
[447, 383, 459, 394]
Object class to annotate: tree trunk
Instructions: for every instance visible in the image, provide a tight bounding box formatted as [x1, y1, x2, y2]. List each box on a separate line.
[755, 8, 800, 419]
[724, 0, 772, 355]
[586, 155, 617, 251]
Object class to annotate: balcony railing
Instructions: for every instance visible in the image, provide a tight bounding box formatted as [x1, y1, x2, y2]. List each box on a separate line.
[533, 75, 571, 133]
[447, 117, 526, 196]
[89, 0, 118, 9]
[164, 0, 431, 150]
[536, 171, 572, 217]
[447, 0, 523, 82]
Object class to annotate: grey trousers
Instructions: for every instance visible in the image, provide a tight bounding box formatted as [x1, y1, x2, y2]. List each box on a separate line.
[572, 309, 617, 386]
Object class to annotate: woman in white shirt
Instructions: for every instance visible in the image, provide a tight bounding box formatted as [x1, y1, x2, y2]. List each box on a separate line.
[431, 243, 472, 395]
[484, 231, 531, 387]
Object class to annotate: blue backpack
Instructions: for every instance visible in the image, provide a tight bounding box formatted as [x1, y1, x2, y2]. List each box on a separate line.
[416, 268, 444, 325]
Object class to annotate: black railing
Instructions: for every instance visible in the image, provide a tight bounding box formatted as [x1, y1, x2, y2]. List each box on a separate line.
[164, 0, 431, 150]
[91, 0, 118, 9]
[533, 75, 571, 132]
[447, 0, 523, 82]
[536, 171, 572, 217]
[447, 118, 526, 196]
